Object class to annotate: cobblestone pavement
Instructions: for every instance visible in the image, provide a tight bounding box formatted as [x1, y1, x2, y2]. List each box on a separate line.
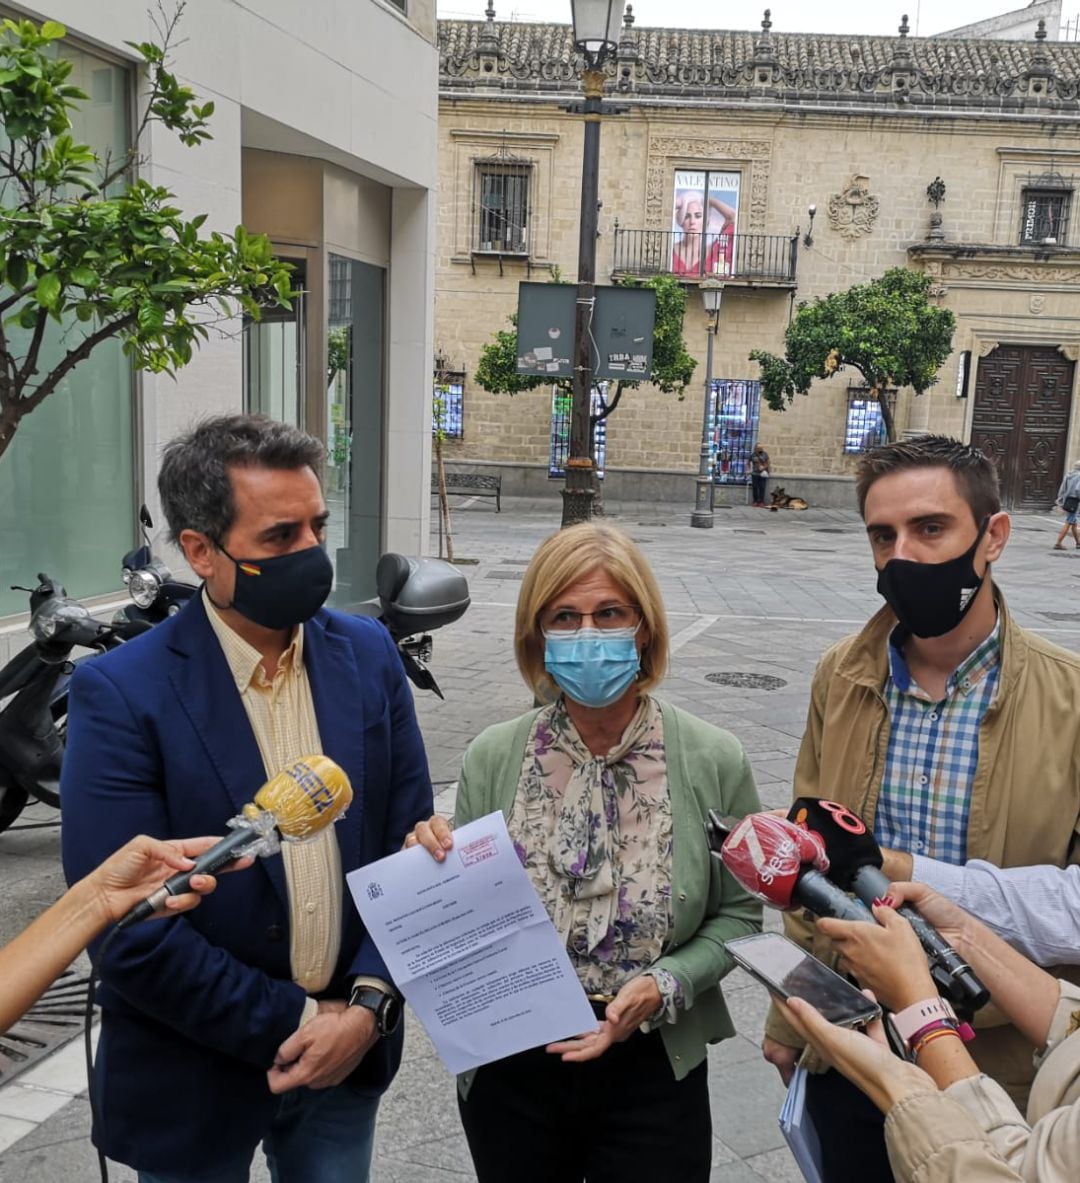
[2, 493, 1078, 1181]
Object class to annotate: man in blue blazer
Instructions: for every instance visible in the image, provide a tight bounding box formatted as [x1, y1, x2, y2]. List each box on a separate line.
[61, 415, 434, 1182]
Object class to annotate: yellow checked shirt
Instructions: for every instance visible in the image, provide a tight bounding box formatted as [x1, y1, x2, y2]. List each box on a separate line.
[203, 591, 341, 998]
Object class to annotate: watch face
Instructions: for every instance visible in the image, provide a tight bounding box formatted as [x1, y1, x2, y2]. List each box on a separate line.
[380, 994, 403, 1036]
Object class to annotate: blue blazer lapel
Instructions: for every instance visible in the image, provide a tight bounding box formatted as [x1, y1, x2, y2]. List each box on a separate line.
[303, 612, 365, 869]
[165, 597, 289, 905]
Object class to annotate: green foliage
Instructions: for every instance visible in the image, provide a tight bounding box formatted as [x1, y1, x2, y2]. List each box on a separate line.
[0, 7, 297, 458]
[474, 312, 546, 396]
[326, 325, 350, 384]
[748, 268, 955, 440]
[623, 273, 696, 397]
[473, 272, 696, 406]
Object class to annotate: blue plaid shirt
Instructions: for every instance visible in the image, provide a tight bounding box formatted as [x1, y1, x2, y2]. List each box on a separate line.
[875, 620, 1001, 865]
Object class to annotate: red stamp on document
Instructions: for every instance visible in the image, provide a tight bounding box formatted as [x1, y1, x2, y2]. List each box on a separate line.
[458, 833, 498, 868]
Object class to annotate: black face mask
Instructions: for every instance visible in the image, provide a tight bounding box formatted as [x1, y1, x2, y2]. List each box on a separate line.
[876, 517, 990, 639]
[214, 544, 334, 630]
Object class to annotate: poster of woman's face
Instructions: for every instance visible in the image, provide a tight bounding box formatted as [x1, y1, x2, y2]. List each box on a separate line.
[671, 170, 741, 277]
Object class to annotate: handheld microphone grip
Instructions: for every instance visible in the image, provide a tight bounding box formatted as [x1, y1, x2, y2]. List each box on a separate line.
[116, 827, 259, 930]
[114, 756, 353, 931]
[849, 865, 990, 1013]
[794, 869, 880, 923]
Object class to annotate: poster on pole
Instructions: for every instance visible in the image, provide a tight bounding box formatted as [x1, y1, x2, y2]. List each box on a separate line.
[515, 283, 575, 377]
[591, 286, 656, 382]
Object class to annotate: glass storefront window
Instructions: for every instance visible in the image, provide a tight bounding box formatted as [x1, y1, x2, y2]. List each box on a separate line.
[327, 254, 385, 607]
[0, 40, 133, 617]
[245, 261, 306, 427]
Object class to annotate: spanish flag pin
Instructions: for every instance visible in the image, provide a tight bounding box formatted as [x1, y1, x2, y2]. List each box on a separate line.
[238, 562, 262, 576]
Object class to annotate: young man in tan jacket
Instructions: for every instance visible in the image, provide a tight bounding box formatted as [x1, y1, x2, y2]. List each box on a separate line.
[761, 436, 1080, 1182]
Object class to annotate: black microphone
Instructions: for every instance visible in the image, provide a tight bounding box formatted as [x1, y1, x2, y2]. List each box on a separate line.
[115, 756, 353, 930]
[789, 798, 990, 1015]
[710, 811, 877, 924]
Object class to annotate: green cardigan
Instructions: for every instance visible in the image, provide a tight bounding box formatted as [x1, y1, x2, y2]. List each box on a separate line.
[455, 698, 763, 1094]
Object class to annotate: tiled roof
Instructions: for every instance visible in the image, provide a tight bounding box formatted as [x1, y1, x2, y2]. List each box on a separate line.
[439, 16, 1080, 109]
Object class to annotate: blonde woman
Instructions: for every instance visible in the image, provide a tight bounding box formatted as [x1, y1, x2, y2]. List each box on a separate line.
[408, 523, 762, 1183]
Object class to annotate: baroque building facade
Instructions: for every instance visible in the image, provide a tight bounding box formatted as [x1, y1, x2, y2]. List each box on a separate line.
[435, 8, 1080, 509]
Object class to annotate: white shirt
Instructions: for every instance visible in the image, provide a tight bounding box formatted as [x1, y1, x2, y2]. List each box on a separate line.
[913, 854, 1080, 966]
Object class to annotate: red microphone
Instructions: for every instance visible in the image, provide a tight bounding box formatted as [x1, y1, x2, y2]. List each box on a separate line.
[720, 814, 875, 922]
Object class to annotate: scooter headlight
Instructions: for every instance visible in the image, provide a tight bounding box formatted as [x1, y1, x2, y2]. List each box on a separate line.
[31, 611, 59, 641]
[128, 567, 163, 609]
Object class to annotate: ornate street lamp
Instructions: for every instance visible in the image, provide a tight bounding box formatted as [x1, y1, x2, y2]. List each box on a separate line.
[691, 279, 724, 529]
[561, 0, 625, 527]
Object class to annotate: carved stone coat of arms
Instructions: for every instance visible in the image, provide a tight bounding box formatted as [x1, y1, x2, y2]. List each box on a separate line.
[828, 174, 879, 240]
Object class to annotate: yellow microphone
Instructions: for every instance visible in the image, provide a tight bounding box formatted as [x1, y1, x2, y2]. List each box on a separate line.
[116, 756, 353, 929]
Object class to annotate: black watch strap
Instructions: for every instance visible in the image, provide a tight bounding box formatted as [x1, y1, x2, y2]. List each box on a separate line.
[348, 983, 402, 1037]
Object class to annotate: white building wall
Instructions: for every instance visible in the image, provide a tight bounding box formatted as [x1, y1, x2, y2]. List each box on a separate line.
[5, 0, 436, 583]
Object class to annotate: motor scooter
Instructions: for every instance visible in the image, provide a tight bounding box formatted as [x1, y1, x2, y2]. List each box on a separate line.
[0, 575, 149, 833]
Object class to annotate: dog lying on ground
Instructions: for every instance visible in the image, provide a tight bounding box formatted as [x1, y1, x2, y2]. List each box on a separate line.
[769, 486, 809, 511]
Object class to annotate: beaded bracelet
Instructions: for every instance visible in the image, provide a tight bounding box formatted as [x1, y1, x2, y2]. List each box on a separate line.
[912, 1025, 962, 1059]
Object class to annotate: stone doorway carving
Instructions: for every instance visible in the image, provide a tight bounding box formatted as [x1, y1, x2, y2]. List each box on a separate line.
[971, 345, 1074, 510]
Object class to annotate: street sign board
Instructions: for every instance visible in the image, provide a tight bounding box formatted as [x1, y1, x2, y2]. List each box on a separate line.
[515, 283, 575, 377]
[592, 286, 656, 382]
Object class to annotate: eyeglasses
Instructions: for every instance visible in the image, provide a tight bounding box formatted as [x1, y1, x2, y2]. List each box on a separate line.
[540, 604, 643, 634]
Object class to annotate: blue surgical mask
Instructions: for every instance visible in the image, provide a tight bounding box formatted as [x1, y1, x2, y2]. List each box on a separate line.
[543, 626, 641, 709]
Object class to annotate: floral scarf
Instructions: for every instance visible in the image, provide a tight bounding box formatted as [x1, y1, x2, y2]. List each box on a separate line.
[509, 695, 673, 991]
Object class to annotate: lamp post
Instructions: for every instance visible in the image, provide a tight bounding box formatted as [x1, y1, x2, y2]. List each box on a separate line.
[561, 0, 624, 528]
[691, 279, 723, 529]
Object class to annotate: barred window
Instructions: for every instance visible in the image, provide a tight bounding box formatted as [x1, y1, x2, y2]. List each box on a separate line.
[1020, 188, 1071, 245]
[433, 373, 464, 440]
[549, 386, 607, 478]
[844, 388, 896, 454]
[474, 157, 531, 254]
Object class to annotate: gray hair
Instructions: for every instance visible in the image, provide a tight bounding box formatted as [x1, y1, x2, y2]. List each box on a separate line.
[158, 414, 324, 545]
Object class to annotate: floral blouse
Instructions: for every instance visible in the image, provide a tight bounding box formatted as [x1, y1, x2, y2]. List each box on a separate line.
[508, 694, 683, 1022]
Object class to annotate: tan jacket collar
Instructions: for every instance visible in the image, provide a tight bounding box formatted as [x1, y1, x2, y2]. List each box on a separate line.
[833, 584, 1026, 698]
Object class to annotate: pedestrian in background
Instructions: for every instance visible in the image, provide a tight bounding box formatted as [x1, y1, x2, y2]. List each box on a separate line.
[1053, 460, 1080, 550]
[750, 442, 770, 506]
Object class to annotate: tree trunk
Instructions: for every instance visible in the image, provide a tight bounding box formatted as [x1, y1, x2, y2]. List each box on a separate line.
[435, 433, 454, 562]
[876, 385, 898, 443]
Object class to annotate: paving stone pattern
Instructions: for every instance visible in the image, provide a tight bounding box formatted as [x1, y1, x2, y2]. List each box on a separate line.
[2, 495, 1078, 1181]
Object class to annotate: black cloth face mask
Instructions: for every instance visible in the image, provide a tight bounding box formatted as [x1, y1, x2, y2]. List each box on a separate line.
[213, 544, 334, 630]
[875, 517, 991, 639]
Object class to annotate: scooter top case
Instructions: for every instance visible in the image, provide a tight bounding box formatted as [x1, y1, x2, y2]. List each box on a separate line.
[375, 554, 470, 638]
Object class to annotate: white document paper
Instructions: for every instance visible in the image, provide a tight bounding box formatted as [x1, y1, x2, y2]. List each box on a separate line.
[347, 811, 597, 1074]
[778, 1065, 825, 1183]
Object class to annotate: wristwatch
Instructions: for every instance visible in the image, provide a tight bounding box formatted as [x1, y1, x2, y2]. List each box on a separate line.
[348, 982, 403, 1037]
[888, 996, 958, 1057]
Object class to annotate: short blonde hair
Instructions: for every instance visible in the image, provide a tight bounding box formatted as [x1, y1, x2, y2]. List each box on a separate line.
[514, 523, 670, 700]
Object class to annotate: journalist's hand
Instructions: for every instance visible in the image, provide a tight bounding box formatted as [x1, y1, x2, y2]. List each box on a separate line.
[779, 993, 935, 1115]
[816, 904, 935, 1012]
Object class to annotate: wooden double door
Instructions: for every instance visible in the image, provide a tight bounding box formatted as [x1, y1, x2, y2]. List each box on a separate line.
[970, 345, 1075, 510]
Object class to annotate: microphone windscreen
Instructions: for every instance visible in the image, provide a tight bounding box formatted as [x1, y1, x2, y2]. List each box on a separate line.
[721, 814, 829, 910]
[787, 797, 881, 887]
[250, 756, 353, 840]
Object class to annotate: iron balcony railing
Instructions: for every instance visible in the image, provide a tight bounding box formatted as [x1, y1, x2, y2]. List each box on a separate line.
[612, 228, 799, 284]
